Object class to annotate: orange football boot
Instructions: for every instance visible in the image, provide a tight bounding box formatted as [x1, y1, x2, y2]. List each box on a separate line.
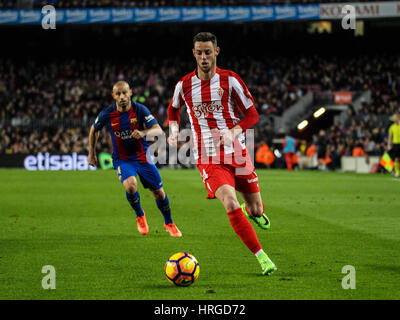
[164, 223, 182, 237]
[136, 212, 149, 235]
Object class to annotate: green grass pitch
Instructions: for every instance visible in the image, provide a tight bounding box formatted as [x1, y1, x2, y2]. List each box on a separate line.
[0, 169, 399, 300]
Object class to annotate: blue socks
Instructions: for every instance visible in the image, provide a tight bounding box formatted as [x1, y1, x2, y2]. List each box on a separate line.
[156, 194, 173, 225]
[126, 191, 173, 225]
[126, 191, 144, 218]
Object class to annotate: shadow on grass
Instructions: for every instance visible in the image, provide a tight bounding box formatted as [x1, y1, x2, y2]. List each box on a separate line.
[363, 264, 400, 273]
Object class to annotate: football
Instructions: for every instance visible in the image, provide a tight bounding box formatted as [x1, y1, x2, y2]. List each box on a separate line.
[165, 252, 200, 287]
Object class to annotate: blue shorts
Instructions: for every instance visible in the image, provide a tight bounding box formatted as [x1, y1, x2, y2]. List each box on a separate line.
[113, 159, 163, 190]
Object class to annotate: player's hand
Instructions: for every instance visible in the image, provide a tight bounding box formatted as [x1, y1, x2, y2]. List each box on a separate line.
[131, 129, 145, 139]
[218, 129, 234, 147]
[167, 132, 179, 146]
[88, 152, 98, 167]
[218, 127, 242, 147]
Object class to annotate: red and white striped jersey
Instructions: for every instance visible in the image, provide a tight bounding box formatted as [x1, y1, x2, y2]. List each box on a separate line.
[168, 67, 255, 163]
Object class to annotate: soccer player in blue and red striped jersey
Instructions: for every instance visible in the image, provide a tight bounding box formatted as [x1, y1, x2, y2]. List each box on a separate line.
[88, 81, 182, 237]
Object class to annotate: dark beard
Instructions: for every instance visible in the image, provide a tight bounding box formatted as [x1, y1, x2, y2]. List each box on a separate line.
[119, 102, 130, 111]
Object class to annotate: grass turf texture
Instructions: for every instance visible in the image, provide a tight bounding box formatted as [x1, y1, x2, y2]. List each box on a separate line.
[0, 169, 399, 300]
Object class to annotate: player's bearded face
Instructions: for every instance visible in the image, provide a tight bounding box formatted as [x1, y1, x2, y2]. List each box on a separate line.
[113, 86, 132, 110]
[193, 41, 219, 73]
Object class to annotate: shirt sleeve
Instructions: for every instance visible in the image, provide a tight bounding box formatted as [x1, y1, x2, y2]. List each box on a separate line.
[93, 109, 109, 131]
[230, 72, 255, 112]
[237, 106, 259, 131]
[138, 103, 158, 129]
[170, 81, 184, 110]
[167, 81, 184, 124]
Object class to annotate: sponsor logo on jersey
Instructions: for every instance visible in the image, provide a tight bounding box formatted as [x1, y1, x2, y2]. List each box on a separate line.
[114, 129, 132, 140]
[193, 101, 223, 118]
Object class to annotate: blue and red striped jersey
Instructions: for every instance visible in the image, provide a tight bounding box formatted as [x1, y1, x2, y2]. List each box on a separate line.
[93, 102, 158, 162]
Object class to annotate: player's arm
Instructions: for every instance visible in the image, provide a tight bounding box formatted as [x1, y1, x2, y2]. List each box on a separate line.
[167, 81, 184, 146]
[88, 125, 100, 167]
[220, 73, 259, 146]
[219, 107, 259, 146]
[131, 104, 164, 139]
[131, 124, 163, 139]
[88, 111, 107, 167]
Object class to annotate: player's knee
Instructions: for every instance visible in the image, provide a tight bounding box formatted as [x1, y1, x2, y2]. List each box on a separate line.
[124, 180, 137, 194]
[225, 197, 240, 212]
[152, 188, 165, 200]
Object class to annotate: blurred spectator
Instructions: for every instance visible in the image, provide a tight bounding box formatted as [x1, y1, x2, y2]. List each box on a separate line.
[352, 141, 367, 157]
[282, 134, 297, 171]
[255, 141, 275, 168]
[316, 129, 328, 170]
[16, 0, 33, 9]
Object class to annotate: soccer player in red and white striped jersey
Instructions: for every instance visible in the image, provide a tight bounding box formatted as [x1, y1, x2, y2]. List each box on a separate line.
[167, 32, 277, 275]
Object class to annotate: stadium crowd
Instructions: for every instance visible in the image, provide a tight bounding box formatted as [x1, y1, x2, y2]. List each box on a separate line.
[1, 0, 395, 10]
[311, 89, 398, 169]
[1, 52, 398, 167]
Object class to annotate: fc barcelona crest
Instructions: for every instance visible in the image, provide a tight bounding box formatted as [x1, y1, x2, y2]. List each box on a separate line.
[130, 117, 137, 125]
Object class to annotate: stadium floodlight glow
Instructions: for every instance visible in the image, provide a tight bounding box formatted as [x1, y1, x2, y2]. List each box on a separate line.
[313, 107, 326, 118]
[297, 120, 308, 130]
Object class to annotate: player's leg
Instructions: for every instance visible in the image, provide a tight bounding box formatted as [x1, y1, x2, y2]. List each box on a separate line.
[214, 184, 276, 275]
[285, 152, 293, 171]
[123, 176, 144, 217]
[239, 191, 270, 230]
[238, 192, 276, 275]
[234, 169, 270, 230]
[234, 168, 276, 274]
[393, 146, 400, 178]
[150, 187, 172, 224]
[150, 187, 182, 237]
[138, 162, 182, 237]
[215, 184, 261, 253]
[116, 161, 148, 235]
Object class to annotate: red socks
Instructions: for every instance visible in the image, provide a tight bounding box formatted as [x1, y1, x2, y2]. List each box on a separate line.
[285, 153, 293, 171]
[227, 207, 262, 254]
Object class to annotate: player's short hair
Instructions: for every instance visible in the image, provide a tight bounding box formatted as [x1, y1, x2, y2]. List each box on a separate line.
[113, 81, 130, 91]
[193, 32, 217, 47]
